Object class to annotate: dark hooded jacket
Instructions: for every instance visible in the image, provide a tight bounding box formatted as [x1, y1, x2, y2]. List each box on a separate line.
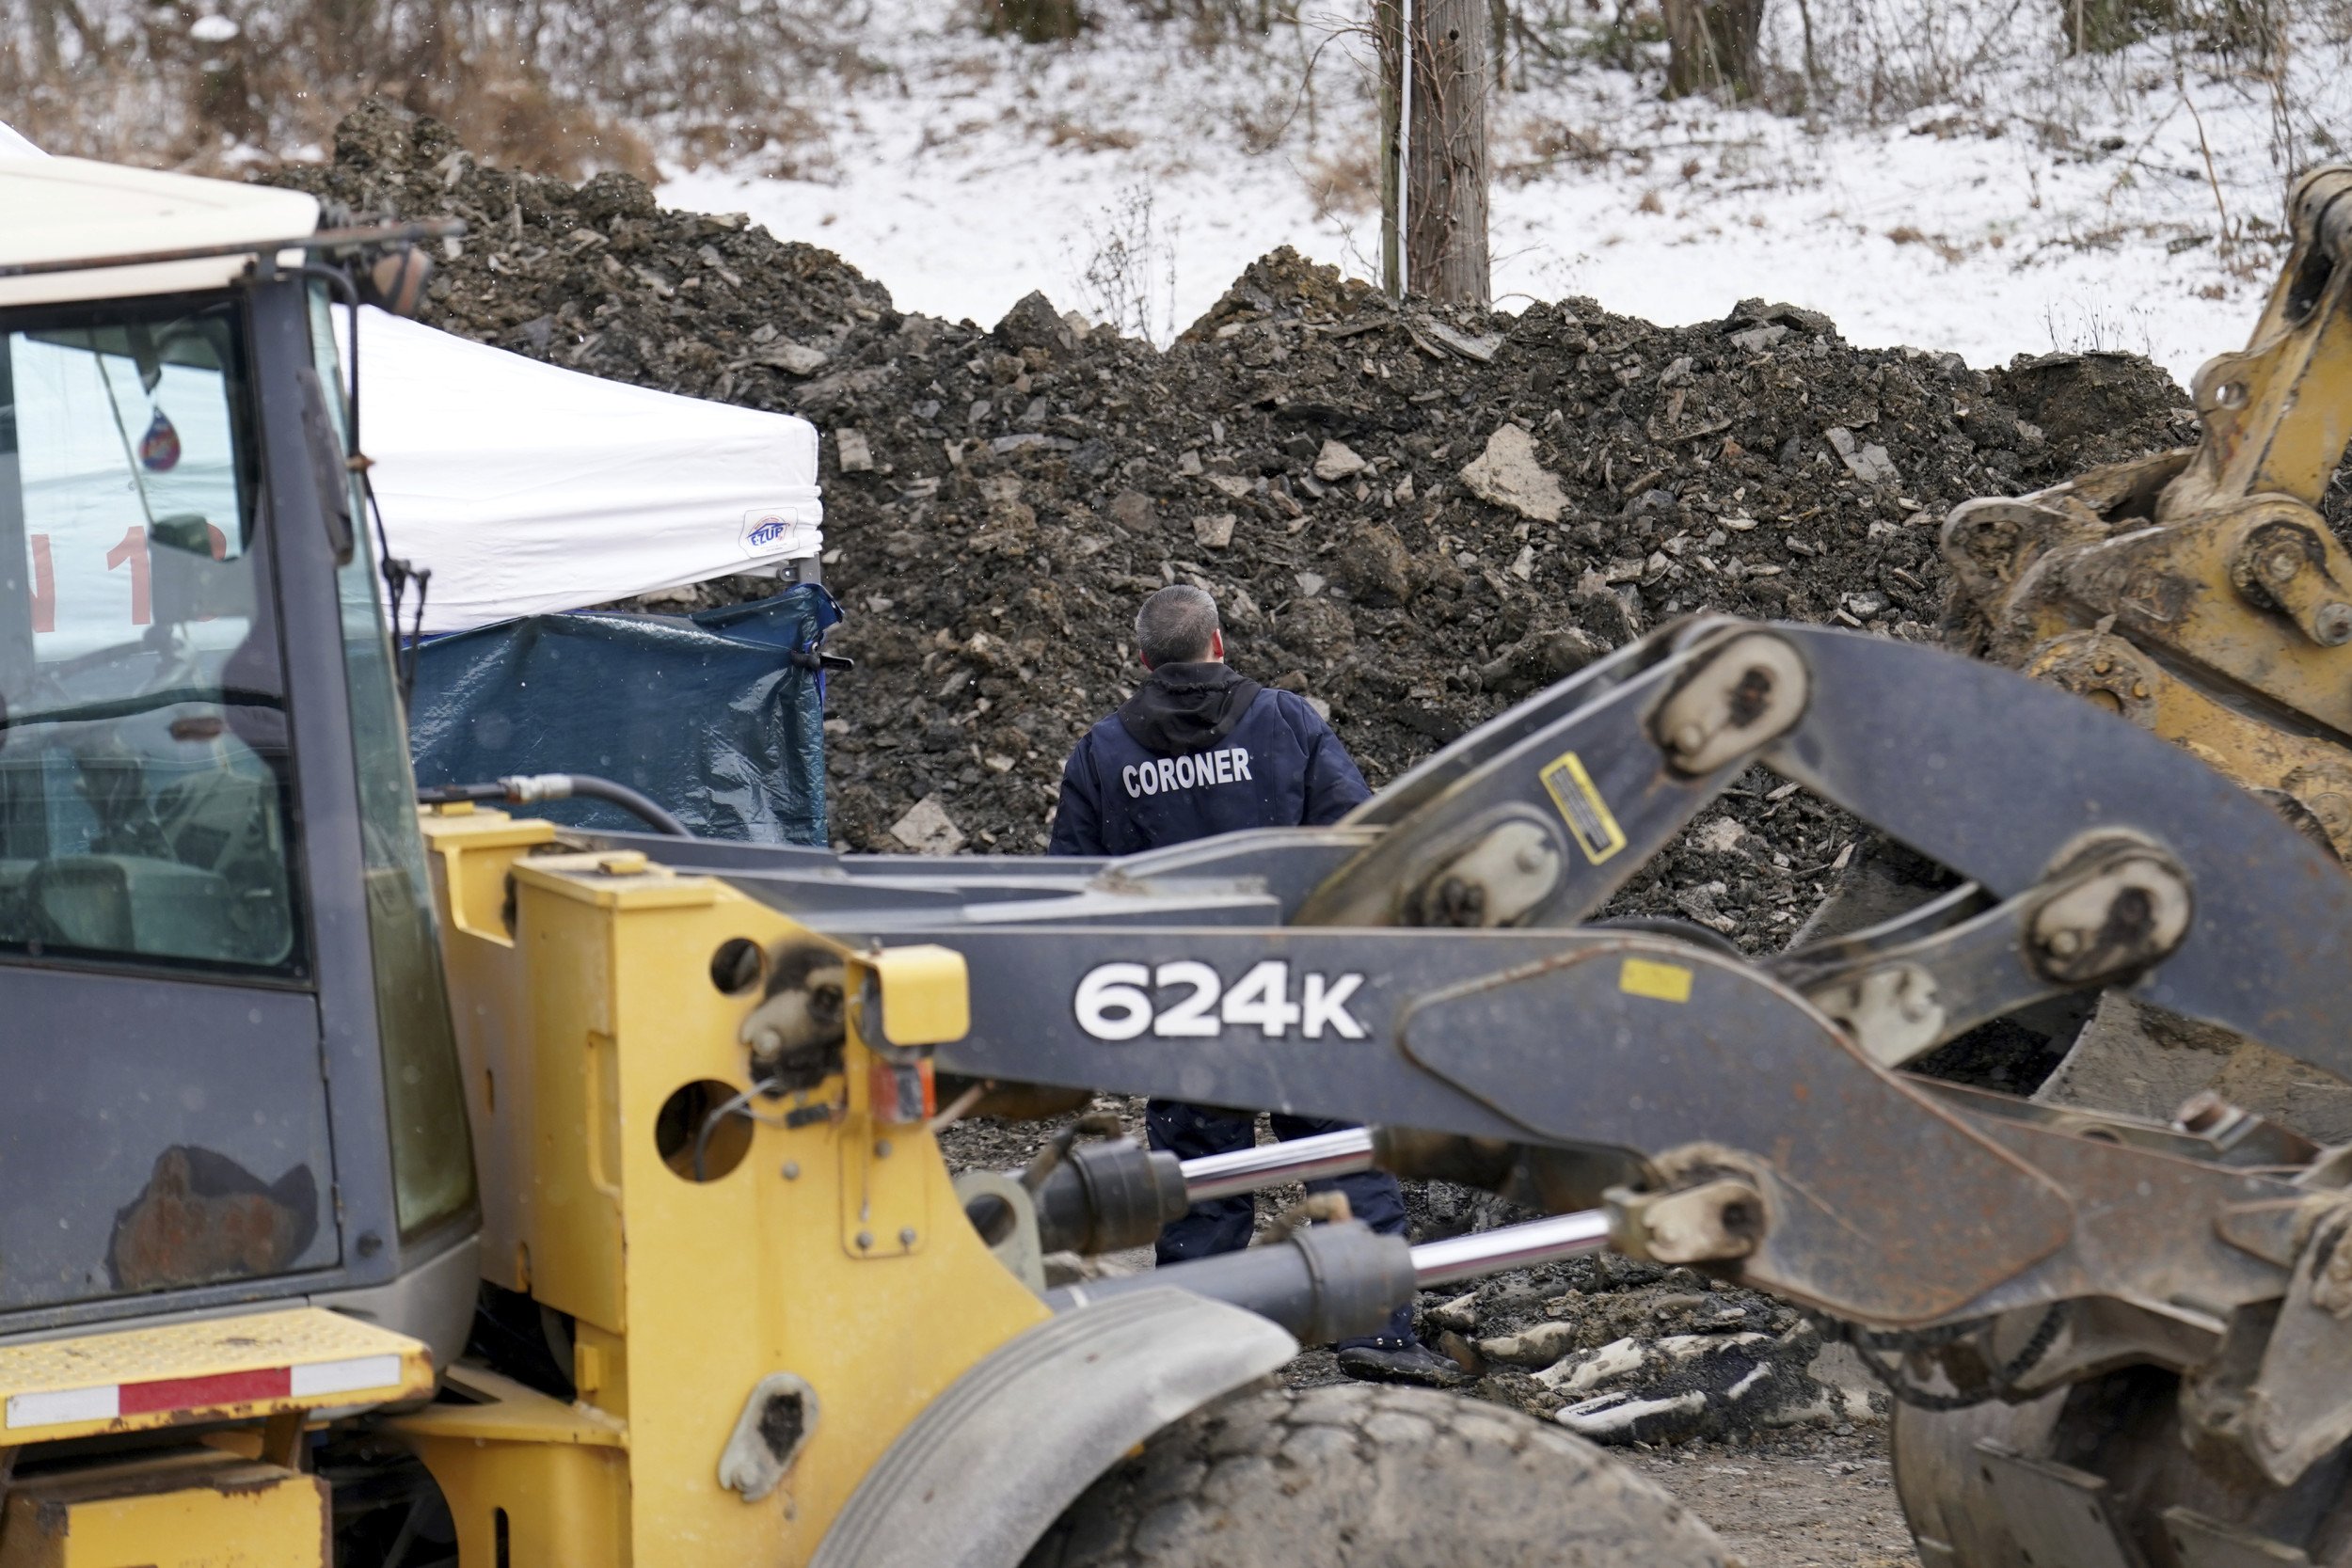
[1047, 661, 1371, 857]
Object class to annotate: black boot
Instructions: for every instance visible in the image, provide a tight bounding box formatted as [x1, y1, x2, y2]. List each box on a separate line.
[1335, 1338, 1472, 1388]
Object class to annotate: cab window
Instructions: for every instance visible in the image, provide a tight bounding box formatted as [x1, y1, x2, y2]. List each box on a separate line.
[0, 298, 302, 973]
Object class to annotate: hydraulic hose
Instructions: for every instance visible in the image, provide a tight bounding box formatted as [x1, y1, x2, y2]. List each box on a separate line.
[418, 772, 691, 836]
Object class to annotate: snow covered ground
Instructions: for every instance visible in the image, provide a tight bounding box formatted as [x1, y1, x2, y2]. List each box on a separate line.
[659, 0, 2352, 380]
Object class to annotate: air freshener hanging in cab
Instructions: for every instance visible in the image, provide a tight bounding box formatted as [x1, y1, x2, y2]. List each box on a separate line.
[138, 406, 180, 472]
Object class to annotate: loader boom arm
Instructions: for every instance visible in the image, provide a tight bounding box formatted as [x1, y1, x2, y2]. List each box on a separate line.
[671, 621, 2352, 1348]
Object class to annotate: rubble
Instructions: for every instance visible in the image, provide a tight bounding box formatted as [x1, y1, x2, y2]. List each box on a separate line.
[1312, 439, 1368, 481]
[1478, 1320, 1581, 1366]
[1410, 1245, 1882, 1445]
[1459, 422, 1569, 522]
[888, 794, 965, 855]
[1546, 1333, 1873, 1444]
[1824, 426, 1899, 486]
[271, 102, 2201, 954]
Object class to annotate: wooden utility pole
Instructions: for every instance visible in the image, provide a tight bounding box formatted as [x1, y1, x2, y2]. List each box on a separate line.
[1377, 0, 1490, 306]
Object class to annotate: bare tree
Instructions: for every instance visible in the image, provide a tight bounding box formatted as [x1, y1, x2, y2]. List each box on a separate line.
[1376, 0, 1490, 306]
[983, 0, 1087, 41]
[1663, 0, 1762, 97]
[29, 0, 101, 71]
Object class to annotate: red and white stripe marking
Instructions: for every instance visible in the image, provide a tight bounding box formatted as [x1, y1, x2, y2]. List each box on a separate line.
[5, 1353, 404, 1431]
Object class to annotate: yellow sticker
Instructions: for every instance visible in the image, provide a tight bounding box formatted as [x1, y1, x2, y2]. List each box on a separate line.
[1540, 751, 1628, 864]
[1619, 958, 1693, 1004]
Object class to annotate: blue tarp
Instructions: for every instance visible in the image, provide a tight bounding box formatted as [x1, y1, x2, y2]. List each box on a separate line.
[408, 586, 840, 844]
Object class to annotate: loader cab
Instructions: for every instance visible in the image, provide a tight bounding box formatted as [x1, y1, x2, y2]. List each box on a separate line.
[0, 160, 477, 1366]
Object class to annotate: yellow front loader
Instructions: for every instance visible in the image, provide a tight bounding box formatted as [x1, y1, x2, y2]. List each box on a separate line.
[16, 150, 2352, 1568]
[0, 150, 1724, 1568]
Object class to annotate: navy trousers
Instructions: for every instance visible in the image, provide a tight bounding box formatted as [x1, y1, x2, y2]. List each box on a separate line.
[1145, 1100, 1416, 1348]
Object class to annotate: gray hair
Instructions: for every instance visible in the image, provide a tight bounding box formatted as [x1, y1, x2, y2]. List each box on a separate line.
[1136, 584, 1221, 669]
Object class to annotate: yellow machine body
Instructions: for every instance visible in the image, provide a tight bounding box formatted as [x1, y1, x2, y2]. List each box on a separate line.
[1946, 166, 2352, 860]
[0, 1450, 328, 1568]
[391, 805, 1049, 1566]
[0, 1307, 433, 1568]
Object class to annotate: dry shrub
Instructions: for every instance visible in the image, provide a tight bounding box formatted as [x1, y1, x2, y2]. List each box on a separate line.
[1231, 97, 1295, 154]
[1494, 0, 2325, 132]
[1886, 225, 1968, 261]
[414, 67, 656, 182]
[978, 0, 1089, 42]
[674, 109, 834, 181]
[1043, 117, 1143, 151]
[1494, 116, 1612, 193]
[1127, 0, 1291, 41]
[0, 0, 835, 175]
[1305, 143, 1378, 216]
[1068, 184, 1179, 342]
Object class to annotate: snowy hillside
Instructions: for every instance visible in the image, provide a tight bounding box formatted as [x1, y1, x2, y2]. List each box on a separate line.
[12, 0, 2348, 376]
[658, 0, 2352, 377]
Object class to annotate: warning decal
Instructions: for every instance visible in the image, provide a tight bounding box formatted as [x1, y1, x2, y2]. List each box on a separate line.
[1618, 958, 1694, 1004]
[1540, 751, 1628, 864]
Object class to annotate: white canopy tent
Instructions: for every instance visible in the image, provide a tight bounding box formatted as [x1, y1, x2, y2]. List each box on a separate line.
[4, 125, 824, 641]
[339, 307, 821, 634]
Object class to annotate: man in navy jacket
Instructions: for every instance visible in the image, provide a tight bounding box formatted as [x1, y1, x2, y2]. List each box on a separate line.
[1048, 584, 1464, 1386]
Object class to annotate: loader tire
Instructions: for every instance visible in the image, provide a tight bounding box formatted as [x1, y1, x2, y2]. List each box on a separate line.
[1021, 1380, 1732, 1568]
[1891, 1366, 2352, 1566]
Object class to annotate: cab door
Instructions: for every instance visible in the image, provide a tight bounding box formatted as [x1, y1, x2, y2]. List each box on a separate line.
[0, 291, 338, 1315]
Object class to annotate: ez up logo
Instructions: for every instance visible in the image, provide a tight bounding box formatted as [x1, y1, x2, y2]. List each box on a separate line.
[1074, 960, 1368, 1042]
[739, 506, 815, 558]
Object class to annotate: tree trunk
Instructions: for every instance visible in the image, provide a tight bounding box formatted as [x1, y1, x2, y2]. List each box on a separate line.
[36, 0, 103, 71]
[1793, 0, 1820, 105]
[1377, 0, 1490, 306]
[310, 0, 381, 82]
[2065, 0, 2264, 54]
[1663, 0, 1762, 99]
[983, 0, 1087, 43]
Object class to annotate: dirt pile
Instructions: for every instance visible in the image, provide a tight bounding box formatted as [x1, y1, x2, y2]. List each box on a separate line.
[1397, 1176, 1880, 1443]
[269, 101, 2194, 950]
